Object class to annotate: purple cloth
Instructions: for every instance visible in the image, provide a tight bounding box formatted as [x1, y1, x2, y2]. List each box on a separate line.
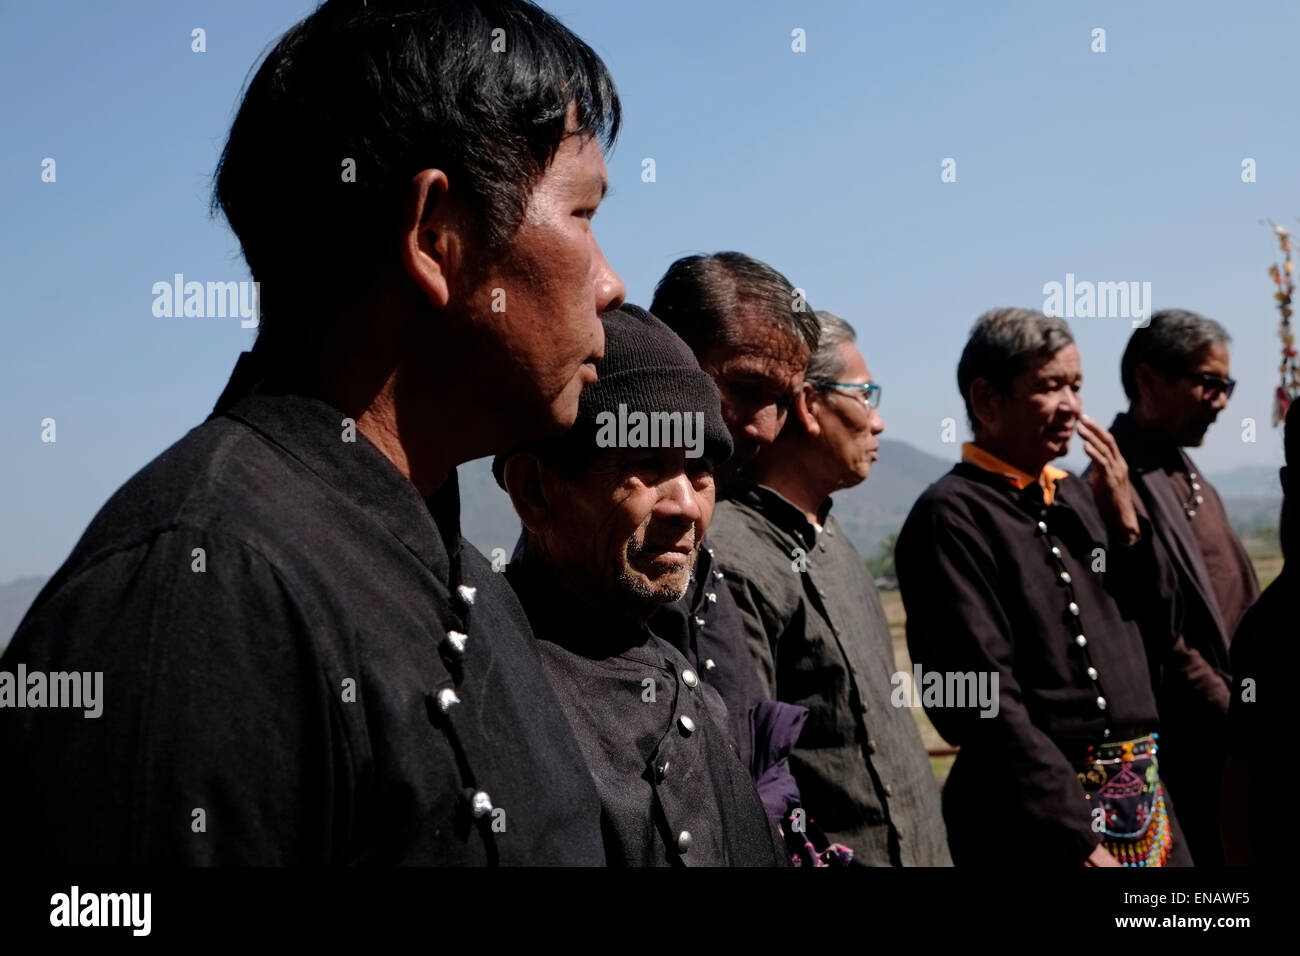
[749, 699, 808, 821]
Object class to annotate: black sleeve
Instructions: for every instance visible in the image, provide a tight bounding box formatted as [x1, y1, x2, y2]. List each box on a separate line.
[0, 526, 344, 865]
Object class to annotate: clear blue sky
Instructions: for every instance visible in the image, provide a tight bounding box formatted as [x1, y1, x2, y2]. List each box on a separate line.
[3, 0, 1299, 581]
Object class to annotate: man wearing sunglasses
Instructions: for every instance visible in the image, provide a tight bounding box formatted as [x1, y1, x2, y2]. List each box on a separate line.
[1107, 309, 1258, 867]
[707, 312, 951, 866]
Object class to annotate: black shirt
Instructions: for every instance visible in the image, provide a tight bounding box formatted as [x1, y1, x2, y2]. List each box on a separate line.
[506, 558, 787, 867]
[895, 462, 1180, 864]
[0, 374, 605, 864]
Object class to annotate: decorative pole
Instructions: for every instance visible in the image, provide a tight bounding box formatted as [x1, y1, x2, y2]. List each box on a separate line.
[1265, 221, 1300, 425]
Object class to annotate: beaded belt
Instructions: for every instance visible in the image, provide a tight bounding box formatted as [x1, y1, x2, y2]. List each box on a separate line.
[1075, 733, 1173, 867]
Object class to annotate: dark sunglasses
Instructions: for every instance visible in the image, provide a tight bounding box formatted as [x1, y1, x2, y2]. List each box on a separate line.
[1183, 372, 1236, 400]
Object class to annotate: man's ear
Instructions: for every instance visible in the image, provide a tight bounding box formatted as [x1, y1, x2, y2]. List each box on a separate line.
[399, 168, 459, 310]
[1133, 362, 1162, 408]
[968, 378, 1000, 435]
[502, 453, 553, 536]
[795, 381, 822, 436]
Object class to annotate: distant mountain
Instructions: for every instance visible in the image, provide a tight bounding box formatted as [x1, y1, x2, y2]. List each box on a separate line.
[1, 442, 1284, 650]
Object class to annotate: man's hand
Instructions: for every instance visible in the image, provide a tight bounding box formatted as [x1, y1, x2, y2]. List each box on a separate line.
[1084, 843, 1122, 867]
[1079, 414, 1140, 544]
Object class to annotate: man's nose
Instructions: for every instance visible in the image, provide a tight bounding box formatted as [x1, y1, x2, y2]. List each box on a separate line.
[1211, 389, 1230, 411]
[592, 240, 626, 313]
[871, 407, 886, 435]
[657, 473, 704, 523]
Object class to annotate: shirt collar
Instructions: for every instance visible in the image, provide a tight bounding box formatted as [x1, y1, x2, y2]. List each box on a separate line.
[723, 478, 829, 549]
[209, 355, 461, 584]
[961, 442, 1069, 506]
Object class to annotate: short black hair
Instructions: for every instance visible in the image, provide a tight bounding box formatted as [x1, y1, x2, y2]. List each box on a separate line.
[648, 252, 819, 358]
[957, 307, 1075, 434]
[212, 0, 620, 347]
[1121, 309, 1231, 404]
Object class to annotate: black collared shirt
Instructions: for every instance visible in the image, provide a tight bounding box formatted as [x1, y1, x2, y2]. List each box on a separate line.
[895, 462, 1180, 865]
[0, 371, 605, 864]
[709, 481, 951, 866]
[505, 558, 786, 867]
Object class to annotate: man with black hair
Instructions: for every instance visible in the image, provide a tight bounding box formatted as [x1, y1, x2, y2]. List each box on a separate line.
[0, 0, 625, 864]
[1108, 309, 1257, 867]
[646, 253, 819, 825]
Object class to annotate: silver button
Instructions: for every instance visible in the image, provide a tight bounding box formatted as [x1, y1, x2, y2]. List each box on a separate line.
[682, 669, 699, 688]
[1096, 696, 1107, 711]
[706, 592, 717, 603]
[678, 715, 696, 735]
[713, 570, 724, 580]
[1059, 571, 1072, 584]
[693, 616, 706, 627]
[704, 658, 716, 671]
[436, 688, 461, 712]
[1050, 546, 1062, 558]
[1068, 602, 1080, 616]
[1194, 495, 1203, 504]
[677, 830, 693, 853]
[1037, 521, 1048, 534]
[884, 784, 894, 797]
[1103, 728, 1111, 738]
[1187, 510, 1197, 518]
[865, 741, 876, 755]
[470, 790, 493, 818]
[1075, 634, 1087, 647]
[657, 760, 669, 781]
[1087, 666, 1098, 680]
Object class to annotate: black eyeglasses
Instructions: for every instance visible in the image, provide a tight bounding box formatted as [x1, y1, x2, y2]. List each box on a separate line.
[809, 381, 883, 410]
[1183, 372, 1236, 400]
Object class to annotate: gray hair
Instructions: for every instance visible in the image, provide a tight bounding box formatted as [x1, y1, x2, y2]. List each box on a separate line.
[957, 307, 1075, 433]
[1121, 309, 1231, 403]
[805, 311, 857, 383]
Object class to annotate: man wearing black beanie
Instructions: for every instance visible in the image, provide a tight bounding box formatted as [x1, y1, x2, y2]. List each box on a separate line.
[494, 305, 793, 865]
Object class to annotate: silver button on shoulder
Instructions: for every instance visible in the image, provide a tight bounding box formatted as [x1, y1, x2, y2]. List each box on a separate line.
[1075, 634, 1087, 647]
[677, 830, 693, 853]
[1059, 571, 1071, 584]
[682, 669, 699, 688]
[678, 715, 696, 735]
[1096, 696, 1107, 711]
[1037, 521, 1048, 534]
[437, 687, 461, 711]
[470, 790, 493, 818]
[704, 658, 716, 670]
[1068, 601, 1080, 616]
[1086, 666, 1098, 680]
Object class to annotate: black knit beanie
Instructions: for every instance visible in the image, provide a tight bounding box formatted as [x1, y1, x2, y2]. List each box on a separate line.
[493, 304, 732, 488]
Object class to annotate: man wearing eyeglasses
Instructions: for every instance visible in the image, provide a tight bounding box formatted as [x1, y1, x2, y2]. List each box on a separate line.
[706, 312, 951, 866]
[1107, 309, 1259, 867]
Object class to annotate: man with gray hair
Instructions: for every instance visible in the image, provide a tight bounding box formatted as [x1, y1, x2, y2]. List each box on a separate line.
[1107, 309, 1257, 867]
[708, 311, 951, 865]
[896, 307, 1190, 866]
